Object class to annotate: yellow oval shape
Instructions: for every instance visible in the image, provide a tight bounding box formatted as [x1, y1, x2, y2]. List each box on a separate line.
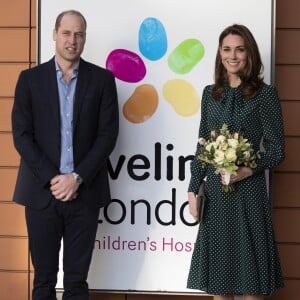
[123, 84, 158, 123]
[163, 79, 200, 116]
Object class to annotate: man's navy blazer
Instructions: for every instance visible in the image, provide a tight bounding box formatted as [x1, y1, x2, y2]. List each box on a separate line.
[12, 57, 119, 210]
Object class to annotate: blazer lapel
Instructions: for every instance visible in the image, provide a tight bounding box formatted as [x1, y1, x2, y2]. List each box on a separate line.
[73, 59, 91, 131]
[44, 58, 60, 130]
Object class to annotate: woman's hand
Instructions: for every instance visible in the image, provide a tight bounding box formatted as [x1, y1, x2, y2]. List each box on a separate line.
[188, 192, 198, 221]
[220, 166, 253, 185]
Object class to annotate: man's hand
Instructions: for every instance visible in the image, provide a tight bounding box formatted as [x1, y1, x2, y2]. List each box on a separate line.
[50, 174, 79, 201]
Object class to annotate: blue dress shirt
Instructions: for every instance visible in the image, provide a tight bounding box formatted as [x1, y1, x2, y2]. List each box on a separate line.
[55, 61, 79, 174]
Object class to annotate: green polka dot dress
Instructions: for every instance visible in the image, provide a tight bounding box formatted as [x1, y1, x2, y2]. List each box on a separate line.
[187, 84, 285, 295]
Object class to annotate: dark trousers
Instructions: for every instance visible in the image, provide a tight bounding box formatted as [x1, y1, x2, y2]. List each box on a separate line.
[25, 198, 100, 300]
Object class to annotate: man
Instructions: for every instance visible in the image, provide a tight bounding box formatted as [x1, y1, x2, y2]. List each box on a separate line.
[11, 10, 119, 300]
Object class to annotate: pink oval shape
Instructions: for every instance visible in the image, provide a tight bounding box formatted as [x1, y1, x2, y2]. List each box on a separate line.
[106, 49, 146, 83]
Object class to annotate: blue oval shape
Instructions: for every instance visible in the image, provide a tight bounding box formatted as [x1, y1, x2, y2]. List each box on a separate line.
[139, 17, 167, 61]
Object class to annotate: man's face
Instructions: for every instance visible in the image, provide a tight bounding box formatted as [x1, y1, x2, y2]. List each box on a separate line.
[53, 13, 86, 63]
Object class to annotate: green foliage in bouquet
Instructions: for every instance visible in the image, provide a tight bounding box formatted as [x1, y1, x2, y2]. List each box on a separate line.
[198, 124, 260, 192]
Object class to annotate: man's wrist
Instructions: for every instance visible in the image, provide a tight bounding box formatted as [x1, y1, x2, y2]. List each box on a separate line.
[72, 172, 83, 185]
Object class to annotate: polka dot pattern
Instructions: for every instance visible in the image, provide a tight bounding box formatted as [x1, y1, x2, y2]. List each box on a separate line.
[187, 84, 285, 295]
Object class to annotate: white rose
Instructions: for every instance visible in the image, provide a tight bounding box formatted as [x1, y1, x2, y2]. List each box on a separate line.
[216, 135, 226, 144]
[227, 138, 239, 149]
[214, 149, 225, 164]
[198, 137, 206, 145]
[225, 148, 237, 162]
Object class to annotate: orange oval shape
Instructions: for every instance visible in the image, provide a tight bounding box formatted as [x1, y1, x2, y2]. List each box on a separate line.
[123, 84, 158, 123]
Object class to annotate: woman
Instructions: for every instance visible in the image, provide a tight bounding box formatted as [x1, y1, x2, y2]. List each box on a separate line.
[187, 24, 285, 300]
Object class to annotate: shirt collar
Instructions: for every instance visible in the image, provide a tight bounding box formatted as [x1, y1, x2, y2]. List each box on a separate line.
[55, 60, 79, 75]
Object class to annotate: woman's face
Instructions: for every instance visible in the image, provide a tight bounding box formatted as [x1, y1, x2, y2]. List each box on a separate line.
[219, 34, 247, 79]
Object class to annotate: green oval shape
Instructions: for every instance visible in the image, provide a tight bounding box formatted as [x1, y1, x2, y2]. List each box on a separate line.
[168, 38, 205, 74]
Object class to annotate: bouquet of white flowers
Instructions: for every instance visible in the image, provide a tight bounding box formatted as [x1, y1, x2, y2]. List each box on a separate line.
[198, 124, 259, 192]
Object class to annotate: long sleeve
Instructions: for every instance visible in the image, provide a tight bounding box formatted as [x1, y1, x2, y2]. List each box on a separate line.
[188, 85, 210, 193]
[12, 69, 59, 187]
[252, 85, 285, 175]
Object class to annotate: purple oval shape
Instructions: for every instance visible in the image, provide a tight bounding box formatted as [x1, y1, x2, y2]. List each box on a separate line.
[106, 49, 146, 83]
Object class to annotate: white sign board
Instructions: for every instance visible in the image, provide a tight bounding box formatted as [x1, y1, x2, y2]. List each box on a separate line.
[38, 0, 274, 293]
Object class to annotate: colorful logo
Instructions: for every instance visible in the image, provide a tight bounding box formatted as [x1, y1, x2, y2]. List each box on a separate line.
[106, 17, 205, 124]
